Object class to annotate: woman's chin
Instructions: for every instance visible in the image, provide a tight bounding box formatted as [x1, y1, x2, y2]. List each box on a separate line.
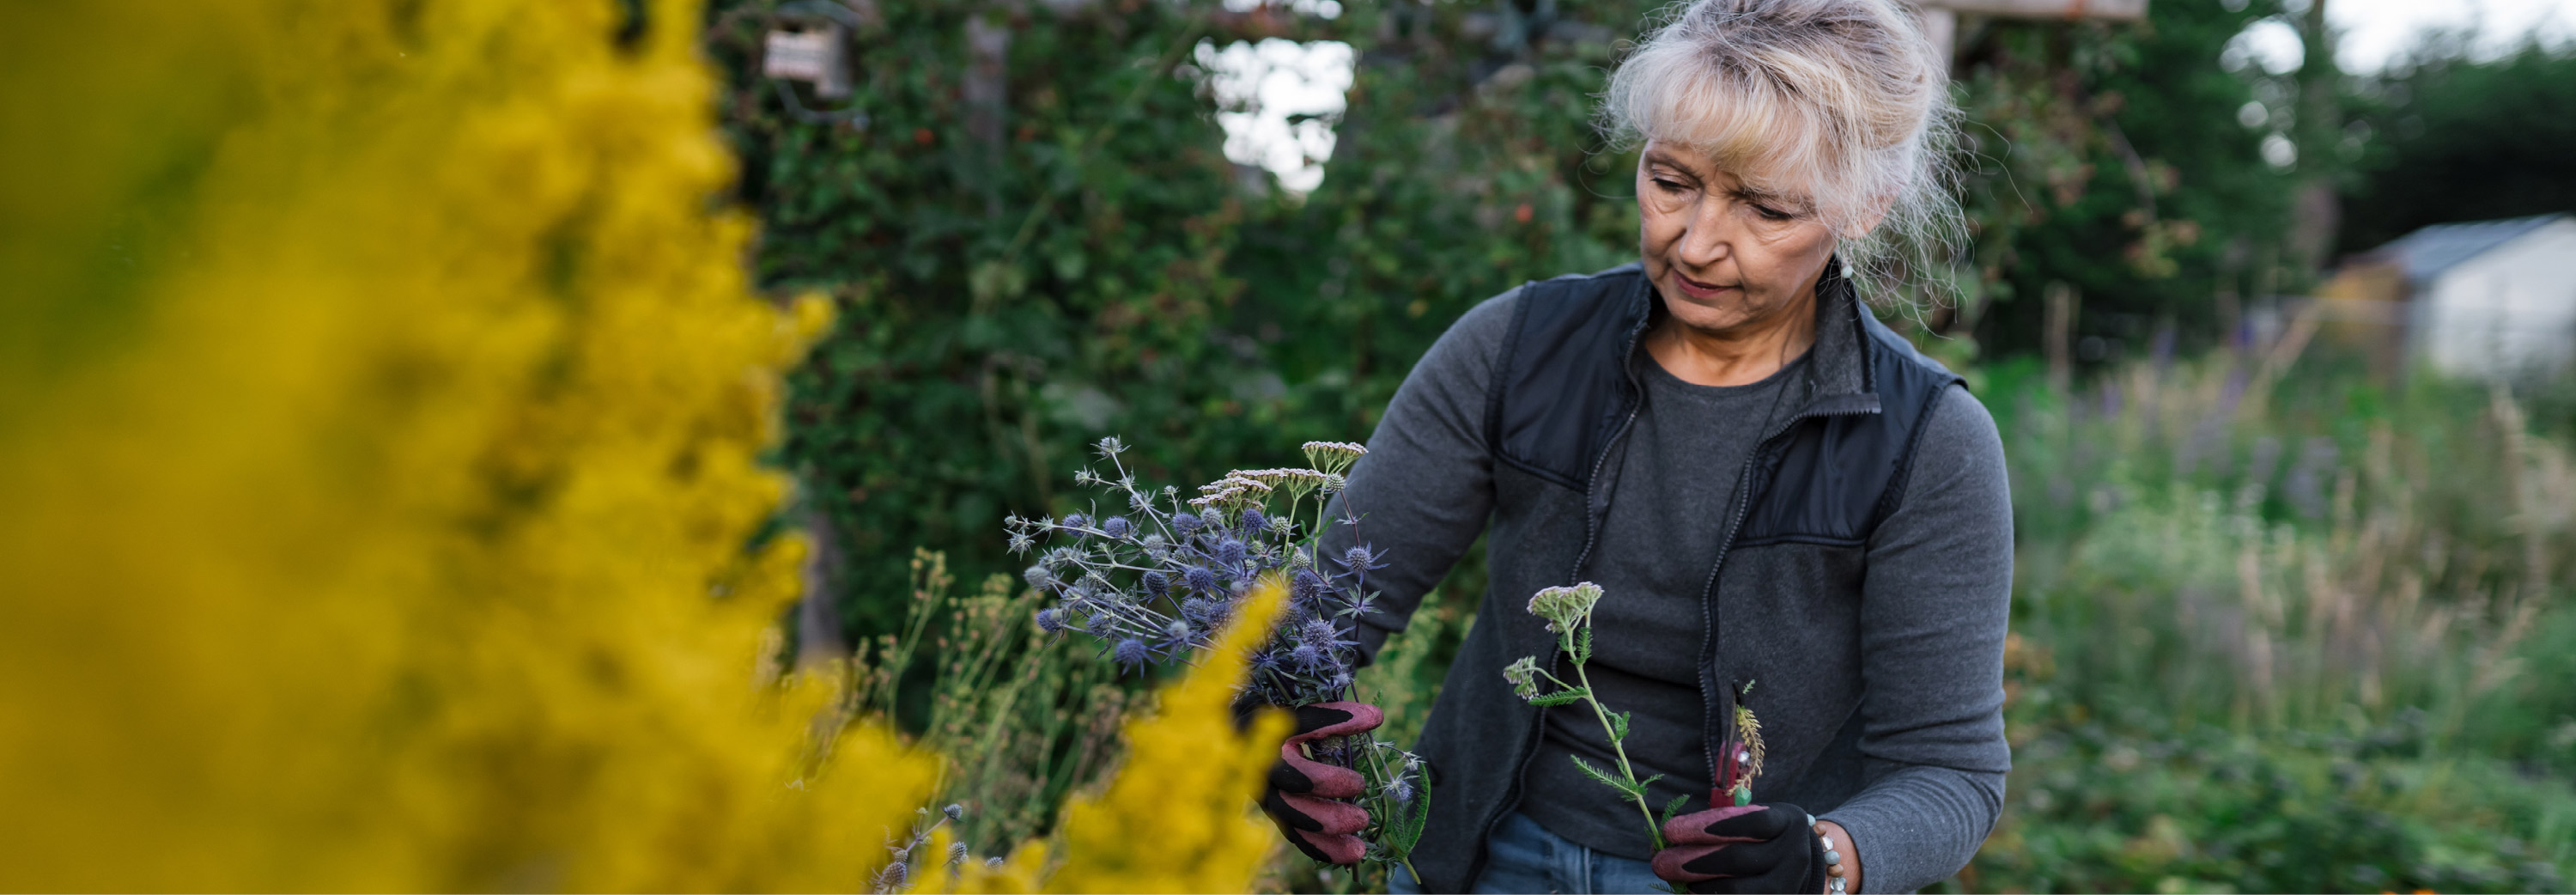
[1655, 284, 1760, 332]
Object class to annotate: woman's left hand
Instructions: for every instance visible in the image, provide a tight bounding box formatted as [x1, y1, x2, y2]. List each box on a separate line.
[1651, 801, 1842, 893]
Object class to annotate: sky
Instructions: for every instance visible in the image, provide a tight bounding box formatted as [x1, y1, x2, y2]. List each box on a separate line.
[2331, 0, 2574, 70]
[1205, 0, 2576, 190]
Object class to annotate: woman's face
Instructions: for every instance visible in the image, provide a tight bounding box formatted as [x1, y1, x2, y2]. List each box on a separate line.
[1636, 139, 1840, 333]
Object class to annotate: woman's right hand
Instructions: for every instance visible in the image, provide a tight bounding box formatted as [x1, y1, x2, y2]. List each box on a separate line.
[1259, 701, 1384, 865]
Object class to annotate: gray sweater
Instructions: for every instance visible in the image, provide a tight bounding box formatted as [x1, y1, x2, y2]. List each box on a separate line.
[1338, 287, 2013, 892]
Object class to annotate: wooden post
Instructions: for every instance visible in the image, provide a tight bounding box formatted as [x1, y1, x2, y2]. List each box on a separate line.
[1914, 0, 2149, 76]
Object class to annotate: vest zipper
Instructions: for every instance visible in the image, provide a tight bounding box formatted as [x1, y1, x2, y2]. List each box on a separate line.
[1694, 402, 1880, 788]
[1566, 402, 1644, 582]
[1469, 320, 1650, 890]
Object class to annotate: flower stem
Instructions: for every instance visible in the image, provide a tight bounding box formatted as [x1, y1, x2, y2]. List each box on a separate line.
[1563, 625, 1668, 852]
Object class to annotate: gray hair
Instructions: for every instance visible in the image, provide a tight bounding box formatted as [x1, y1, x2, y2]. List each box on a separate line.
[1602, 0, 1965, 307]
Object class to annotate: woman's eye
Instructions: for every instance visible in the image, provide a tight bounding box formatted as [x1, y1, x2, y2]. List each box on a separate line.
[1651, 178, 1689, 193]
[1751, 204, 1793, 221]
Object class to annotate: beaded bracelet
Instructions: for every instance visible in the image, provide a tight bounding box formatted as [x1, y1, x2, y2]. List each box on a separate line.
[1807, 814, 1848, 895]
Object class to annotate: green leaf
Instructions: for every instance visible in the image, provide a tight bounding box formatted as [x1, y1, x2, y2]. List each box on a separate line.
[1576, 625, 1595, 665]
[1609, 709, 1631, 741]
[1527, 689, 1589, 707]
[1568, 755, 1631, 795]
[1660, 794, 1692, 825]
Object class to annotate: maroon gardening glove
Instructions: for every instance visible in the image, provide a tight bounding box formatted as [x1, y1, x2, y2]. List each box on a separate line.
[1258, 701, 1384, 865]
[1652, 798, 1826, 893]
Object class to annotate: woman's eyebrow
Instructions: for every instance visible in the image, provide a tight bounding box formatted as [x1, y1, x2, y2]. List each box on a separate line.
[1642, 152, 1705, 180]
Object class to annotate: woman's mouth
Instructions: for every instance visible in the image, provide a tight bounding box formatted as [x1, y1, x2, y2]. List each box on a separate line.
[1673, 271, 1736, 299]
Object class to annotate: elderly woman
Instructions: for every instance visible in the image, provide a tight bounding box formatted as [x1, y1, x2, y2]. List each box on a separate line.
[1261, 1, 2012, 892]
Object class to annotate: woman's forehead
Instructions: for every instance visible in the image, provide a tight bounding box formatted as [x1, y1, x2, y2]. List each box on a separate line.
[1640, 139, 1806, 200]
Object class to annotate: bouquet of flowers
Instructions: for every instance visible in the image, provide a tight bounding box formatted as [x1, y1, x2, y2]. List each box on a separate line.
[1004, 437, 1429, 875]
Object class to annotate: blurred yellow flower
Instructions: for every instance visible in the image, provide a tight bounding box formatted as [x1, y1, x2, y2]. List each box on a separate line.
[0, 0, 920, 889]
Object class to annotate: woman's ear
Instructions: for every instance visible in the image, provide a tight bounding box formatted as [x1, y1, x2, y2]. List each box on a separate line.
[1838, 191, 1896, 238]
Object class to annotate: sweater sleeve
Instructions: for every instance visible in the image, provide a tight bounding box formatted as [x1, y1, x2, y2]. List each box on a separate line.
[1820, 383, 2015, 893]
[1320, 289, 1518, 666]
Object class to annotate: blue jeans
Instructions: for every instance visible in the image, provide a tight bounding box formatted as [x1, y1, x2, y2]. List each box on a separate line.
[1391, 811, 1670, 894]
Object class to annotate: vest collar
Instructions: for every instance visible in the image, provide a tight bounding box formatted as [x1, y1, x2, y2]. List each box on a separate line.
[1616, 257, 1881, 410]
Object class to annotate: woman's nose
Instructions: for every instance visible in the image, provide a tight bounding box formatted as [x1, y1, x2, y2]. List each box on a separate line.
[1678, 208, 1733, 266]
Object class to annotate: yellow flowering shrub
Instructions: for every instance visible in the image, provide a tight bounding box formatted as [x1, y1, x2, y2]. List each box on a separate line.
[0, 0, 926, 890]
[0, 1, 1294, 891]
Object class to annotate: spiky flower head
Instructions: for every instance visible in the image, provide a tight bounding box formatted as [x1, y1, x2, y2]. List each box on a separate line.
[1298, 617, 1339, 646]
[943, 802, 965, 821]
[1502, 655, 1543, 700]
[1061, 513, 1090, 531]
[1238, 507, 1267, 536]
[1140, 569, 1170, 595]
[1526, 581, 1606, 633]
[1183, 564, 1218, 595]
[1023, 564, 1055, 589]
[1290, 568, 1326, 602]
[1034, 608, 1065, 634]
[1113, 637, 1150, 671]
[1093, 435, 1128, 459]
[1101, 515, 1133, 539]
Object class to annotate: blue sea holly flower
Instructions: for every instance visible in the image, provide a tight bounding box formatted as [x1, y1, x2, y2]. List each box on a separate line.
[1061, 513, 1089, 530]
[1291, 569, 1326, 601]
[1023, 565, 1054, 589]
[1181, 596, 1222, 625]
[1140, 569, 1170, 596]
[1389, 779, 1415, 803]
[1215, 538, 1249, 569]
[1239, 507, 1267, 535]
[1113, 637, 1149, 671]
[1034, 608, 1065, 634]
[1172, 511, 1202, 534]
[1199, 508, 1224, 529]
[1102, 516, 1133, 539]
[1184, 564, 1218, 595]
[1085, 613, 1117, 638]
[1289, 642, 1328, 673]
[1299, 617, 1338, 646]
[1339, 545, 1386, 574]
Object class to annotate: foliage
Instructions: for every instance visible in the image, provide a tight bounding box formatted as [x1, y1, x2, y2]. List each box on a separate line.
[2339, 39, 2576, 252]
[849, 551, 1141, 857]
[0, 0, 939, 889]
[706, 0, 1297, 636]
[1957, 336, 2576, 892]
[896, 580, 1297, 894]
[1951, 0, 2300, 357]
